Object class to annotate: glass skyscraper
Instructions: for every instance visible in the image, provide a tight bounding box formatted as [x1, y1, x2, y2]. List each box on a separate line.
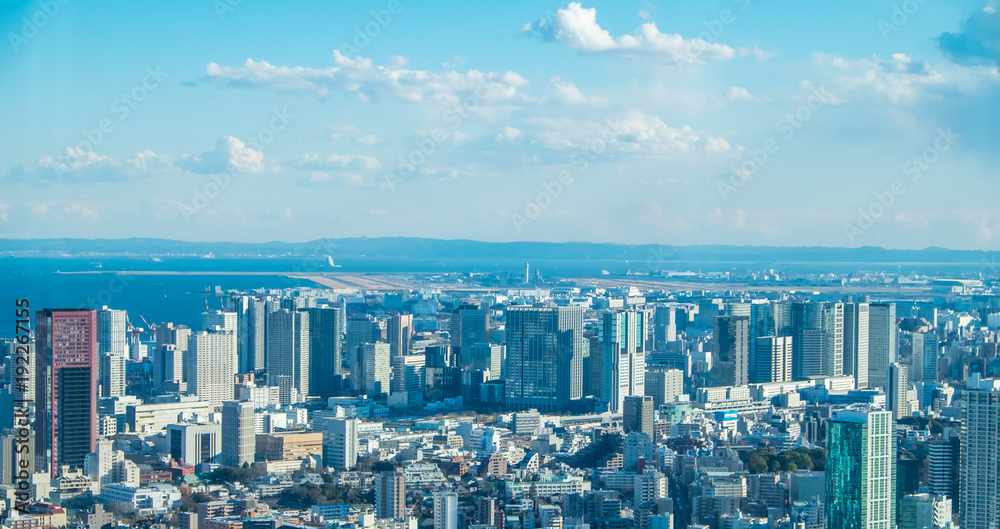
[825, 406, 896, 529]
[504, 304, 584, 412]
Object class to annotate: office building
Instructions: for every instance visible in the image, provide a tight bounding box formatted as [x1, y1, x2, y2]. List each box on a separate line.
[844, 302, 870, 389]
[711, 316, 749, 387]
[912, 332, 938, 409]
[154, 323, 190, 391]
[623, 395, 654, 437]
[96, 306, 129, 358]
[791, 302, 843, 380]
[305, 306, 343, 397]
[960, 374, 1000, 529]
[324, 418, 358, 471]
[600, 311, 646, 412]
[98, 350, 125, 399]
[166, 423, 222, 466]
[228, 295, 268, 374]
[869, 303, 898, 390]
[354, 342, 391, 397]
[346, 314, 381, 365]
[653, 305, 677, 350]
[35, 308, 98, 477]
[644, 368, 684, 407]
[505, 305, 584, 412]
[388, 313, 413, 357]
[753, 336, 792, 383]
[825, 407, 895, 529]
[185, 330, 236, 406]
[375, 471, 406, 519]
[221, 401, 255, 467]
[898, 493, 951, 529]
[266, 309, 310, 400]
[888, 362, 909, 420]
[469, 343, 504, 378]
[451, 302, 490, 357]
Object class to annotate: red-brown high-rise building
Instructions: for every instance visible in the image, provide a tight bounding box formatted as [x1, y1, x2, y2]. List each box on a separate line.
[35, 309, 98, 477]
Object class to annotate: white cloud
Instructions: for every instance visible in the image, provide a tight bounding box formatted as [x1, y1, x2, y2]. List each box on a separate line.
[549, 76, 598, 105]
[4, 148, 171, 185]
[726, 86, 770, 102]
[296, 153, 381, 171]
[296, 171, 365, 188]
[516, 111, 739, 158]
[0, 203, 7, 221]
[810, 52, 1000, 105]
[179, 136, 265, 174]
[206, 51, 535, 105]
[495, 126, 524, 142]
[30, 201, 99, 220]
[526, 2, 765, 66]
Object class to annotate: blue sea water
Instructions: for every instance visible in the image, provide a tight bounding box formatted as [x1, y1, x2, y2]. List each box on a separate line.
[0, 256, 990, 339]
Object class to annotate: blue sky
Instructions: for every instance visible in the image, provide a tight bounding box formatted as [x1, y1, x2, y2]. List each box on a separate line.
[0, 0, 997, 249]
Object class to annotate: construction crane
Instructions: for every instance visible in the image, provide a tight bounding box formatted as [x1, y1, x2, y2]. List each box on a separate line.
[125, 314, 145, 344]
[138, 315, 158, 334]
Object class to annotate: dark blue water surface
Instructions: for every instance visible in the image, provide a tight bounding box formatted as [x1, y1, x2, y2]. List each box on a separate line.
[0, 256, 990, 338]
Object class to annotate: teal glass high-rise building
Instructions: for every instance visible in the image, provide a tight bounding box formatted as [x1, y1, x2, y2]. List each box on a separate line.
[825, 406, 896, 529]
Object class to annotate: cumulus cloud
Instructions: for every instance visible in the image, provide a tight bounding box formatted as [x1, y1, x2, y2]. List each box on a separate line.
[205, 50, 537, 105]
[938, 8, 1000, 67]
[179, 136, 265, 174]
[4, 148, 171, 186]
[524, 2, 765, 65]
[0, 203, 7, 221]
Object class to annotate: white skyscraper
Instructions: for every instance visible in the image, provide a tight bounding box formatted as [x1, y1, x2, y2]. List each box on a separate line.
[203, 310, 239, 373]
[97, 306, 129, 358]
[601, 311, 645, 413]
[99, 351, 125, 398]
[844, 302, 870, 389]
[434, 491, 459, 529]
[221, 400, 255, 468]
[355, 342, 391, 396]
[324, 418, 358, 470]
[186, 330, 235, 406]
[960, 374, 1000, 529]
[754, 335, 792, 383]
[868, 303, 897, 390]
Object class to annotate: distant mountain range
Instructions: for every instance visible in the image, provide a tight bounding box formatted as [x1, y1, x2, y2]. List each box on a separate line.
[1, 237, 999, 263]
